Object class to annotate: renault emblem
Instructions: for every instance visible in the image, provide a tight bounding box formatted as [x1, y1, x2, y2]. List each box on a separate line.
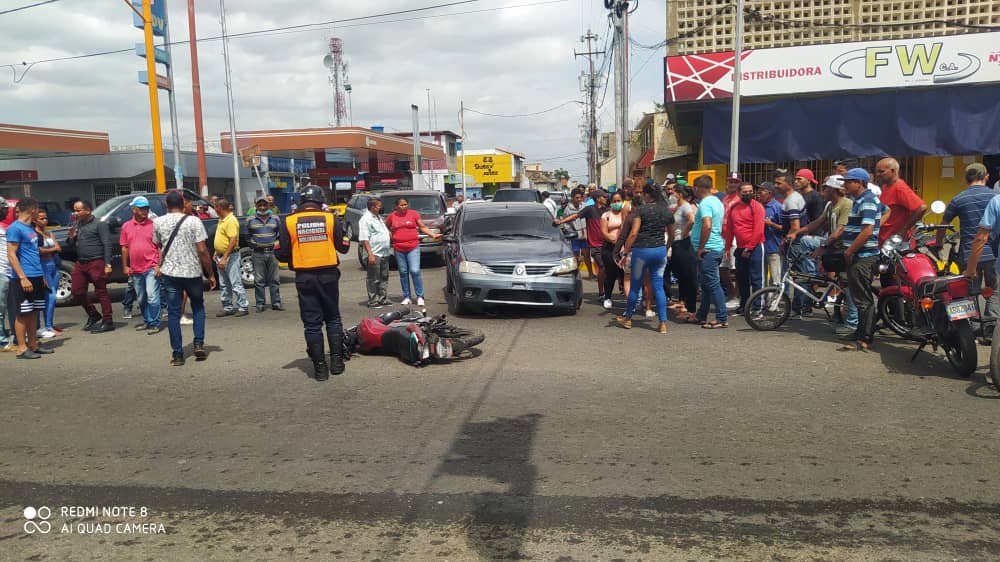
[514, 265, 526, 276]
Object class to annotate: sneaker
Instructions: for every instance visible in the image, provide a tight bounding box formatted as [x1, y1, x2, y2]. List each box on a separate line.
[146, 326, 163, 335]
[36, 328, 44, 337]
[180, 314, 193, 325]
[161, 308, 169, 319]
[83, 314, 102, 331]
[271, 305, 285, 311]
[615, 315, 632, 329]
[368, 302, 384, 309]
[417, 297, 425, 307]
[602, 299, 613, 310]
[89, 323, 116, 333]
[170, 355, 185, 366]
[16, 350, 41, 359]
[645, 309, 656, 318]
[193, 343, 207, 361]
[31, 346, 54, 355]
[40, 330, 57, 339]
[726, 298, 741, 311]
[401, 297, 412, 305]
[256, 306, 266, 313]
[122, 308, 133, 320]
[216, 310, 234, 318]
[135, 323, 149, 331]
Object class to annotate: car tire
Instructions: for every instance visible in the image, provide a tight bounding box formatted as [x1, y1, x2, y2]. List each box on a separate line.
[56, 262, 75, 307]
[239, 247, 255, 288]
[446, 273, 470, 316]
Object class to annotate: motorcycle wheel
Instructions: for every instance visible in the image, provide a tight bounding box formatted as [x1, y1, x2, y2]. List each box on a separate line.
[944, 321, 977, 378]
[877, 294, 914, 338]
[434, 325, 485, 352]
[743, 287, 790, 331]
[989, 321, 1000, 391]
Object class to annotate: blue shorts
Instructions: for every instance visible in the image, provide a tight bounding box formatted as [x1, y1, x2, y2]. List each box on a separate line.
[571, 239, 587, 252]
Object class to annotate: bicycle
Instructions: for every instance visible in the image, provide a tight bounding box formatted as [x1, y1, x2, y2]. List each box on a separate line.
[745, 244, 848, 331]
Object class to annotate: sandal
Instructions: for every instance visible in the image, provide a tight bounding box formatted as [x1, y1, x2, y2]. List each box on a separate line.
[684, 315, 704, 324]
[702, 322, 728, 329]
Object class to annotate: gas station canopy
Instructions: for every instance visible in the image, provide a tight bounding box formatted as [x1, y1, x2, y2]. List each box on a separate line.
[0, 123, 110, 159]
[220, 126, 445, 163]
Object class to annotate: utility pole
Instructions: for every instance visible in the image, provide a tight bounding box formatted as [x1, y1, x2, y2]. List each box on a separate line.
[161, 0, 183, 190]
[608, 1, 632, 188]
[411, 104, 421, 189]
[575, 29, 603, 186]
[729, 0, 745, 174]
[187, 0, 209, 196]
[219, 0, 242, 214]
[460, 100, 467, 201]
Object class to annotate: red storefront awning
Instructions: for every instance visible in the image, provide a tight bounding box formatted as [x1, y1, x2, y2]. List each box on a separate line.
[635, 147, 654, 170]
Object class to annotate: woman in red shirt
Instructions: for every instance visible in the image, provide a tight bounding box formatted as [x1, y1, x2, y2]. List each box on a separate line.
[384, 198, 441, 306]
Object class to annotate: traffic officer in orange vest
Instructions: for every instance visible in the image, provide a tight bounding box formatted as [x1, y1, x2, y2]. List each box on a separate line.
[276, 185, 350, 380]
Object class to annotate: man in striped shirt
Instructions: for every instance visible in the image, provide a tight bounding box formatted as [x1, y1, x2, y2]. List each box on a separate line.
[940, 163, 998, 318]
[248, 196, 283, 312]
[826, 168, 881, 351]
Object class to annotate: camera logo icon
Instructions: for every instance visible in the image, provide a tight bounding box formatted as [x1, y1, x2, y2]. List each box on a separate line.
[23, 506, 52, 534]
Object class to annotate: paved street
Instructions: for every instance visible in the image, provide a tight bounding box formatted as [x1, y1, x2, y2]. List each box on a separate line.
[2, 263, 999, 560]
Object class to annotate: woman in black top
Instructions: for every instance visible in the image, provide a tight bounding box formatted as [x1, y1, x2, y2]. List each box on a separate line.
[617, 183, 674, 333]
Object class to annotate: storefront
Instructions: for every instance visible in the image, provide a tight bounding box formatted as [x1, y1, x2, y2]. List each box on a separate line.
[665, 31, 1000, 210]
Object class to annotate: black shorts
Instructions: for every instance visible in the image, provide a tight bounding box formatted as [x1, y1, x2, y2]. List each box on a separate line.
[9, 276, 47, 314]
[590, 245, 604, 264]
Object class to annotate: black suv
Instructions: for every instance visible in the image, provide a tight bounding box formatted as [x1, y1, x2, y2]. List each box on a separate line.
[491, 188, 544, 203]
[343, 190, 451, 268]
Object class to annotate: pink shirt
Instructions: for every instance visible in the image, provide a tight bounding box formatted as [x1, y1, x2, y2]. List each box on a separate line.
[119, 218, 159, 274]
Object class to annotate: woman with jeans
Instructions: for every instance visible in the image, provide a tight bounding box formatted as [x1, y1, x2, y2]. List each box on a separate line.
[616, 183, 675, 333]
[599, 192, 626, 309]
[669, 185, 699, 322]
[384, 198, 441, 307]
[34, 210, 61, 338]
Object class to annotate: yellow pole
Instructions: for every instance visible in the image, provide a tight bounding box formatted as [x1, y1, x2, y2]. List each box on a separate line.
[142, 0, 167, 192]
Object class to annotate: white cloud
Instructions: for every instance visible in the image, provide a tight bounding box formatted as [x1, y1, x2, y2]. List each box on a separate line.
[0, 0, 668, 182]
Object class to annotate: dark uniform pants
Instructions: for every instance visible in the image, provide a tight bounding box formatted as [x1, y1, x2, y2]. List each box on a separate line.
[296, 268, 343, 349]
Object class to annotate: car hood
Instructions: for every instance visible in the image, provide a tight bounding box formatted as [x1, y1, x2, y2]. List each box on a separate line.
[460, 238, 570, 264]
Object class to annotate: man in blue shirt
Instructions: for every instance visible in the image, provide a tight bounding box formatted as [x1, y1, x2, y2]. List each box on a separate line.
[691, 174, 728, 328]
[940, 163, 998, 318]
[6, 198, 54, 359]
[248, 196, 283, 312]
[757, 182, 784, 286]
[825, 168, 881, 351]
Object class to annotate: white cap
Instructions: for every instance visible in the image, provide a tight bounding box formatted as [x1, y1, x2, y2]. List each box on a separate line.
[867, 182, 882, 197]
[823, 174, 844, 190]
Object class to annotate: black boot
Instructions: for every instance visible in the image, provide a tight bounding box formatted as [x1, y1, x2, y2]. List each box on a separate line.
[307, 342, 328, 381]
[328, 333, 346, 376]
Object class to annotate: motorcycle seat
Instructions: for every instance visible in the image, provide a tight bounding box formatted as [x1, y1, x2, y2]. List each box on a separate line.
[917, 274, 967, 296]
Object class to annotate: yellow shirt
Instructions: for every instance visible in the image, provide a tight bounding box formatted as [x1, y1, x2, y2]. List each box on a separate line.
[214, 213, 239, 255]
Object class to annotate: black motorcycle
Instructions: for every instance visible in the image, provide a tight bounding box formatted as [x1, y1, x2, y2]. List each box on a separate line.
[343, 308, 485, 366]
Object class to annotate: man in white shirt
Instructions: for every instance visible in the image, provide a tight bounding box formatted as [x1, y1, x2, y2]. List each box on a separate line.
[359, 198, 392, 307]
[541, 191, 558, 217]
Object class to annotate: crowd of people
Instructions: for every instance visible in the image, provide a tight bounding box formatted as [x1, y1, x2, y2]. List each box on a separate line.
[3, 155, 999, 366]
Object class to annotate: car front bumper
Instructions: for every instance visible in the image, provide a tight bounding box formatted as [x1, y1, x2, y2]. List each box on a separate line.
[453, 271, 581, 310]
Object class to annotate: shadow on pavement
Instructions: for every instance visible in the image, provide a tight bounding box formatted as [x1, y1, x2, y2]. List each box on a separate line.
[437, 413, 542, 560]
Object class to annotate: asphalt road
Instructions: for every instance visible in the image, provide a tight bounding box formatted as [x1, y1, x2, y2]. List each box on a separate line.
[2, 262, 999, 560]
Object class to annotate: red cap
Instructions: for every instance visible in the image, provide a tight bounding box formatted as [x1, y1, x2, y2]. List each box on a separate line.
[795, 168, 818, 185]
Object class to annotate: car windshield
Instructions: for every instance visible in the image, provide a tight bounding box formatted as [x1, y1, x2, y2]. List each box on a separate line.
[462, 213, 558, 240]
[91, 197, 124, 219]
[380, 195, 443, 216]
[492, 190, 538, 203]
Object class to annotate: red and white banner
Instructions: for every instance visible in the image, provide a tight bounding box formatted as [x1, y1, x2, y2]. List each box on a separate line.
[665, 31, 1000, 102]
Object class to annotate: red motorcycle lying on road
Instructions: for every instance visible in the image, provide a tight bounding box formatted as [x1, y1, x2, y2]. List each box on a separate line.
[342, 308, 485, 366]
[877, 233, 978, 377]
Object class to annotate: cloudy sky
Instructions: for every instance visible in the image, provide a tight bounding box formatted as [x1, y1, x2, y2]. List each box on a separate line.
[0, 0, 667, 180]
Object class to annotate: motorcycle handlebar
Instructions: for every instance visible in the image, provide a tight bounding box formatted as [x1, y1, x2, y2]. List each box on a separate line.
[916, 224, 955, 232]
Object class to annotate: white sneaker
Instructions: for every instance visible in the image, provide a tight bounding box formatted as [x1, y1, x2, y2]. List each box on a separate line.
[416, 297, 425, 306]
[180, 314, 193, 325]
[645, 309, 656, 318]
[400, 298, 412, 305]
[40, 330, 57, 339]
[122, 308, 133, 320]
[726, 298, 741, 311]
[36, 328, 44, 337]
[603, 299, 613, 310]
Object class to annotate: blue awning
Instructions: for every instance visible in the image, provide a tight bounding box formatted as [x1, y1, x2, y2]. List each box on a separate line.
[702, 83, 1000, 164]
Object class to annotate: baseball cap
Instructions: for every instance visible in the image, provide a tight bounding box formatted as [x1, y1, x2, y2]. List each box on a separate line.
[130, 195, 150, 208]
[756, 181, 777, 194]
[823, 175, 845, 190]
[843, 168, 870, 184]
[795, 169, 818, 185]
[666, 173, 676, 180]
[676, 178, 688, 186]
[727, 172, 741, 182]
[966, 162, 988, 176]
[255, 196, 269, 204]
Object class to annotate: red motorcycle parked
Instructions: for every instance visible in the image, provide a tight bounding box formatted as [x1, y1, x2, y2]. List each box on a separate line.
[877, 233, 978, 376]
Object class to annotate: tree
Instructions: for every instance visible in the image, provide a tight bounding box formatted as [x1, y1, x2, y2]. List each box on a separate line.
[553, 168, 570, 180]
[653, 101, 665, 112]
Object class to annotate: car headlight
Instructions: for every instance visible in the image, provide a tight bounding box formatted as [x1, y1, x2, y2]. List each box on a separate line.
[553, 256, 578, 275]
[458, 260, 486, 274]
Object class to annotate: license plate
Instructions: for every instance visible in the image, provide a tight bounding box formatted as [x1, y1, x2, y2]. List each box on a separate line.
[947, 299, 978, 320]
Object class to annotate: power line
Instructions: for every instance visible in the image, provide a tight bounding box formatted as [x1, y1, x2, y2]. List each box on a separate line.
[464, 100, 583, 118]
[0, 0, 59, 16]
[531, 151, 588, 161]
[2, 0, 568, 71]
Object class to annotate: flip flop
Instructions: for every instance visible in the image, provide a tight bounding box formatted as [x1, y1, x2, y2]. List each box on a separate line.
[837, 343, 871, 352]
[702, 322, 728, 329]
[684, 315, 704, 324]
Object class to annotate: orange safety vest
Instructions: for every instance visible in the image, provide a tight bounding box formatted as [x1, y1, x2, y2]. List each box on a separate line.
[284, 211, 339, 270]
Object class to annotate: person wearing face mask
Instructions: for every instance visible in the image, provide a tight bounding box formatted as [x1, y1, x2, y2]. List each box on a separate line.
[599, 192, 627, 309]
[670, 185, 698, 321]
[723, 181, 766, 313]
